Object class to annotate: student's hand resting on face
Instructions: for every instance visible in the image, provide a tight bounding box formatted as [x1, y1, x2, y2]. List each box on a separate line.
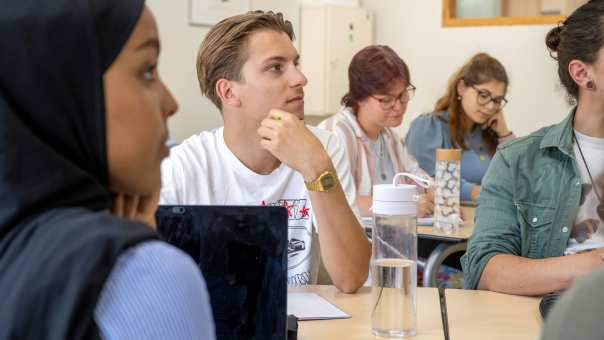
[258, 109, 333, 182]
[470, 185, 481, 202]
[111, 190, 159, 228]
[417, 193, 434, 218]
[483, 111, 511, 138]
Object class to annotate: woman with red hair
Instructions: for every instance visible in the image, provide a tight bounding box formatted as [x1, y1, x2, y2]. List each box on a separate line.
[319, 45, 433, 217]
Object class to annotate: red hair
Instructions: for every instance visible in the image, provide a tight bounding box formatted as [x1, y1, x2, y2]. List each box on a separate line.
[342, 45, 410, 114]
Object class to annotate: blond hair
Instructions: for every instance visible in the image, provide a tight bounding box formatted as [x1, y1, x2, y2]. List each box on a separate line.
[196, 10, 294, 110]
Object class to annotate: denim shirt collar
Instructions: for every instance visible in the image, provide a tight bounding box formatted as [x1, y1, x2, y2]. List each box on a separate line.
[539, 107, 576, 158]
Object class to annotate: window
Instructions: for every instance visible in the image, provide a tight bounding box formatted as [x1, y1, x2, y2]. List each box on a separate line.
[442, 0, 587, 27]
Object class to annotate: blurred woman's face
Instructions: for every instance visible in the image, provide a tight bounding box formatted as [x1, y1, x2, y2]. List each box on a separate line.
[457, 79, 507, 125]
[357, 80, 409, 132]
[104, 7, 177, 196]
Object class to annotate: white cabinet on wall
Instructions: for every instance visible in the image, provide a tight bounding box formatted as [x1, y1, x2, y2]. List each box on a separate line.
[300, 5, 373, 117]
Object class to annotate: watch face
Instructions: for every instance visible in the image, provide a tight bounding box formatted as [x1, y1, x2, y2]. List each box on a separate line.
[320, 173, 335, 189]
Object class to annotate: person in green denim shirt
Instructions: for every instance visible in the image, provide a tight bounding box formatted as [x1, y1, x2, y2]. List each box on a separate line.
[462, 0, 604, 296]
[541, 191, 604, 339]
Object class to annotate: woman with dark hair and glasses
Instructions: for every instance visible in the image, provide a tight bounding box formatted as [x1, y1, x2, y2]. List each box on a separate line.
[462, 0, 604, 297]
[319, 45, 433, 218]
[406, 53, 514, 202]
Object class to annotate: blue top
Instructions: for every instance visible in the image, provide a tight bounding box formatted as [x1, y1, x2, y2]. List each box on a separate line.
[405, 111, 492, 201]
[95, 240, 216, 340]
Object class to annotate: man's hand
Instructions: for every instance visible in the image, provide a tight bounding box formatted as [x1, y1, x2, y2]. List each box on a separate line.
[574, 247, 604, 276]
[111, 190, 159, 228]
[479, 249, 604, 295]
[258, 109, 332, 181]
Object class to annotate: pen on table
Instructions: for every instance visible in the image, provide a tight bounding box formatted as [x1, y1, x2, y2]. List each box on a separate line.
[438, 284, 450, 340]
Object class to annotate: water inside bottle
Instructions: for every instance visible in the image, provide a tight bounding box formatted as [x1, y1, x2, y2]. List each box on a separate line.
[371, 258, 417, 337]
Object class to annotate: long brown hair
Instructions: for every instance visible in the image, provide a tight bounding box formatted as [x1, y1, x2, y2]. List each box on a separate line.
[435, 53, 509, 155]
[342, 45, 410, 114]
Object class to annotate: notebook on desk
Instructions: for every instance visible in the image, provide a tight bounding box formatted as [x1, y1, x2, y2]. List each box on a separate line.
[156, 205, 289, 340]
[287, 292, 350, 321]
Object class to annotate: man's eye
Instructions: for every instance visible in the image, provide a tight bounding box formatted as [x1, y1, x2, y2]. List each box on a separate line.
[270, 64, 283, 72]
[143, 65, 157, 81]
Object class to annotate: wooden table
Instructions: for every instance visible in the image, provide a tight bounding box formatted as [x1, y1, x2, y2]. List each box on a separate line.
[290, 285, 541, 340]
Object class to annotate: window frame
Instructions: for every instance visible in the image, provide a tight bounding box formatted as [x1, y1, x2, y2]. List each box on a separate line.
[442, 0, 566, 27]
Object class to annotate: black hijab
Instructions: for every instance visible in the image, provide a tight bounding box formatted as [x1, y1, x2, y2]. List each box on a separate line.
[0, 0, 158, 338]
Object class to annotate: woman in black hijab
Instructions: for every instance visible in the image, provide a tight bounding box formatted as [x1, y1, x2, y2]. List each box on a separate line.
[0, 1, 215, 339]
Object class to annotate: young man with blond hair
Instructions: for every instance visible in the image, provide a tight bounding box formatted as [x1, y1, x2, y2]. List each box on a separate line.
[160, 11, 370, 293]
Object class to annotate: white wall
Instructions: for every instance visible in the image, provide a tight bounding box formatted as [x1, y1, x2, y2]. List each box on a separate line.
[361, 0, 571, 137]
[149, 0, 572, 141]
[146, 0, 301, 142]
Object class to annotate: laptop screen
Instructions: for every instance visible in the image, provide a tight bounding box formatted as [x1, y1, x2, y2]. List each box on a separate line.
[156, 205, 288, 340]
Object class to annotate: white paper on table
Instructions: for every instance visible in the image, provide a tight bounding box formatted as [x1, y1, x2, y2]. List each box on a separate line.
[417, 217, 434, 226]
[287, 292, 351, 321]
[366, 216, 435, 227]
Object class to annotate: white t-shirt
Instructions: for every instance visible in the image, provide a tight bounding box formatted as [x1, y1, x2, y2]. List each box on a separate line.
[565, 130, 604, 255]
[160, 125, 361, 285]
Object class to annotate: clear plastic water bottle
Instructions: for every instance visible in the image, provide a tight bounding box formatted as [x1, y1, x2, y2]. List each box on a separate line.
[371, 174, 418, 338]
[434, 149, 462, 234]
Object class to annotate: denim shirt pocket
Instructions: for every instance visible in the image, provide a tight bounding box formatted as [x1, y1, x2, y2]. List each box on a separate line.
[515, 201, 556, 258]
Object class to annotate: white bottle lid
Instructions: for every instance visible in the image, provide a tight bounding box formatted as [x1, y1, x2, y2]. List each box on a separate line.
[372, 173, 430, 216]
[373, 183, 417, 216]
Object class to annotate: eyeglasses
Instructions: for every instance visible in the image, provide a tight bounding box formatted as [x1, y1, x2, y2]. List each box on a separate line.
[371, 84, 416, 110]
[470, 85, 508, 111]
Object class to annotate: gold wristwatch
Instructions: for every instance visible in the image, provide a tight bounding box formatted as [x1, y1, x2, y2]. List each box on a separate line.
[305, 170, 338, 192]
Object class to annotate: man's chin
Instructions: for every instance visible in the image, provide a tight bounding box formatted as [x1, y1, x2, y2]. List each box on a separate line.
[294, 109, 305, 120]
[283, 105, 304, 120]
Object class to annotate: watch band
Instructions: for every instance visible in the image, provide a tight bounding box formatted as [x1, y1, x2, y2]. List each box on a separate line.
[304, 170, 338, 192]
[304, 177, 322, 191]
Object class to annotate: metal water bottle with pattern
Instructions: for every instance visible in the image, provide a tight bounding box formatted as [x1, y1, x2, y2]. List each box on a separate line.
[434, 149, 462, 234]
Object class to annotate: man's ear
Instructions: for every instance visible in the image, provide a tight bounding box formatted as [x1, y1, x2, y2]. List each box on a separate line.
[215, 78, 242, 108]
[568, 59, 593, 90]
